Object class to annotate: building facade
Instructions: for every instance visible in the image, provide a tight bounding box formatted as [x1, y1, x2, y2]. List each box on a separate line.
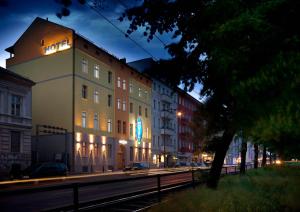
[177, 90, 199, 162]
[5, 17, 152, 173]
[0, 67, 35, 178]
[128, 59, 178, 167]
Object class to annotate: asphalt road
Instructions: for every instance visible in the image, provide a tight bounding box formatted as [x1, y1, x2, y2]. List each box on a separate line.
[0, 171, 192, 211]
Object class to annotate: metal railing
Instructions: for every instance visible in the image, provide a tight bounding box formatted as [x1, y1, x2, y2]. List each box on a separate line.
[0, 164, 253, 211]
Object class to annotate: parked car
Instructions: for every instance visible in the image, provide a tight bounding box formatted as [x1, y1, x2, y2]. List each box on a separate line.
[22, 162, 68, 178]
[123, 162, 149, 171]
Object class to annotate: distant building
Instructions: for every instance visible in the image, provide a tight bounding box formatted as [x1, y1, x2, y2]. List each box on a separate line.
[5, 17, 152, 173]
[0, 67, 35, 178]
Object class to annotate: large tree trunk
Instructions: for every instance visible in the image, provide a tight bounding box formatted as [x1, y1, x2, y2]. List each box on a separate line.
[240, 140, 247, 174]
[207, 130, 234, 189]
[262, 146, 267, 167]
[254, 143, 259, 169]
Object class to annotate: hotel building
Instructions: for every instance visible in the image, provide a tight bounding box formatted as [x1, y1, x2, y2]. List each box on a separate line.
[5, 17, 152, 172]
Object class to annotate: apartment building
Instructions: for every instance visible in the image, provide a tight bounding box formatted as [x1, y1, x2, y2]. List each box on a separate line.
[5, 17, 151, 172]
[0, 67, 35, 178]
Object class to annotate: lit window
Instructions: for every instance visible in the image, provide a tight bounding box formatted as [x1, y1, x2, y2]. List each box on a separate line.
[117, 77, 121, 88]
[129, 83, 133, 93]
[94, 90, 99, 103]
[82, 85, 88, 99]
[122, 100, 126, 111]
[117, 98, 121, 110]
[107, 119, 112, 132]
[82, 112, 87, 128]
[82, 59, 88, 73]
[144, 91, 148, 99]
[122, 80, 126, 90]
[146, 128, 149, 139]
[94, 113, 98, 129]
[94, 64, 99, 79]
[11, 95, 22, 116]
[138, 88, 142, 97]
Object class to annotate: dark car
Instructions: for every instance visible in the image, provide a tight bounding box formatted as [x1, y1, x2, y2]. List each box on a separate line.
[22, 162, 68, 178]
[123, 162, 149, 171]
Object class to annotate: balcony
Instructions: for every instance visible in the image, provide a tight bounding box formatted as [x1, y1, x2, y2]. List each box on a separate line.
[160, 93, 172, 103]
[160, 126, 174, 136]
[0, 113, 32, 128]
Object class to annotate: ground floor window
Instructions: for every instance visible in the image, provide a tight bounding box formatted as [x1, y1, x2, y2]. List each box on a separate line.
[138, 148, 142, 161]
[11, 131, 21, 153]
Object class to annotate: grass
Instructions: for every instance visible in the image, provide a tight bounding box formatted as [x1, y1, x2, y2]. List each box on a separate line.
[150, 166, 300, 212]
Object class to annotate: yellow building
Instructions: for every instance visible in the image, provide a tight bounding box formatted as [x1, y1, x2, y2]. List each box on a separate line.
[5, 17, 152, 172]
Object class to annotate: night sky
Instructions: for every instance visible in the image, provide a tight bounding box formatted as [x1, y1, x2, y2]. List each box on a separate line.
[0, 0, 202, 100]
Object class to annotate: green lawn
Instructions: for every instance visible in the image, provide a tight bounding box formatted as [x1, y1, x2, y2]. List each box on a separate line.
[150, 166, 300, 211]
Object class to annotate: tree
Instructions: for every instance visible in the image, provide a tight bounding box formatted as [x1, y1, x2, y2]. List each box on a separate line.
[121, 0, 300, 188]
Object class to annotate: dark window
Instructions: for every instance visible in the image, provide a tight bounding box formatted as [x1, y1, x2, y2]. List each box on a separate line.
[130, 147, 133, 161]
[145, 108, 148, 118]
[107, 144, 112, 158]
[41, 39, 44, 46]
[139, 105, 142, 116]
[130, 124, 133, 136]
[11, 95, 22, 116]
[108, 71, 112, 83]
[108, 94, 112, 107]
[130, 102, 133, 113]
[117, 120, 121, 133]
[11, 131, 21, 153]
[123, 121, 126, 134]
[138, 148, 142, 161]
[82, 142, 87, 157]
[82, 85, 88, 99]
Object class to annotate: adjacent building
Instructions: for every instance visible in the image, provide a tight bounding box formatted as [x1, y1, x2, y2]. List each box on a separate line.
[5, 17, 152, 173]
[0, 67, 35, 178]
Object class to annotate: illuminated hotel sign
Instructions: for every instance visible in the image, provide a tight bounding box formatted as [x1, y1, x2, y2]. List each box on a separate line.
[136, 117, 143, 144]
[44, 39, 71, 55]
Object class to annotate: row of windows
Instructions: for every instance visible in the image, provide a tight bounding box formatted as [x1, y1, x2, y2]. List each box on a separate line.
[81, 58, 112, 83]
[81, 112, 112, 132]
[117, 120, 150, 138]
[81, 85, 112, 106]
[79, 142, 112, 158]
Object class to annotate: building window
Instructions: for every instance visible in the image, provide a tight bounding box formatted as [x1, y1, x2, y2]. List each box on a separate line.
[107, 119, 112, 132]
[123, 121, 126, 134]
[144, 91, 148, 99]
[146, 127, 149, 139]
[129, 83, 133, 93]
[122, 80, 126, 90]
[145, 108, 148, 118]
[108, 95, 112, 107]
[138, 148, 142, 161]
[117, 98, 121, 110]
[153, 99, 156, 110]
[82, 112, 87, 128]
[130, 124, 133, 136]
[11, 131, 21, 153]
[82, 58, 88, 73]
[117, 120, 121, 133]
[139, 105, 142, 116]
[130, 102, 133, 113]
[153, 135, 155, 146]
[153, 82, 156, 91]
[11, 95, 22, 116]
[82, 142, 87, 156]
[122, 100, 126, 111]
[94, 64, 99, 79]
[94, 113, 98, 129]
[107, 144, 112, 158]
[82, 85, 88, 99]
[94, 143, 99, 157]
[130, 147, 133, 161]
[94, 90, 99, 103]
[138, 88, 142, 97]
[117, 77, 121, 88]
[108, 71, 112, 83]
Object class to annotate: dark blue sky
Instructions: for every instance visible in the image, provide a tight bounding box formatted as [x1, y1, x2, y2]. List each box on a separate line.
[0, 0, 202, 100]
